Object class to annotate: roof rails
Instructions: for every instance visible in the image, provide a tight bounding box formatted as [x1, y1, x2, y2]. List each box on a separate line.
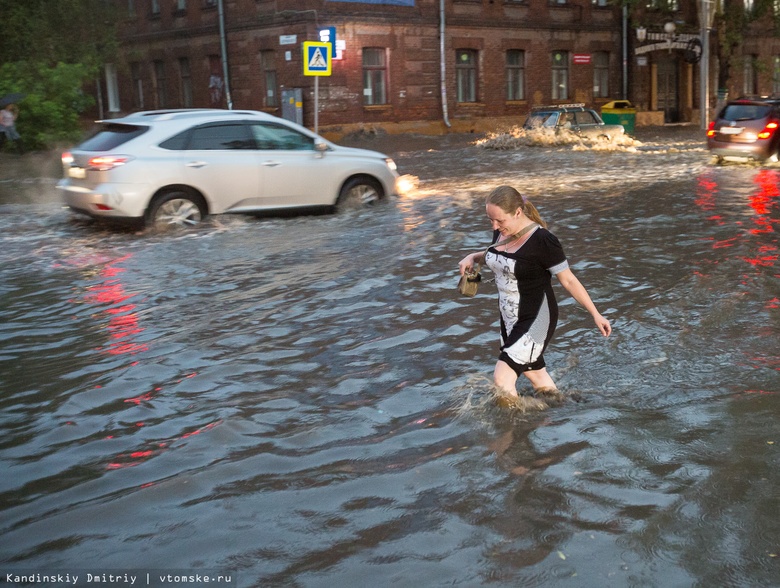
[734, 95, 780, 101]
[530, 103, 587, 111]
[99, 109, 262, 124]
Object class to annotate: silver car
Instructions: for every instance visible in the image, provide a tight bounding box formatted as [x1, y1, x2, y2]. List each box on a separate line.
[58, 109, 400, 229]
[523, 104, 625, 140]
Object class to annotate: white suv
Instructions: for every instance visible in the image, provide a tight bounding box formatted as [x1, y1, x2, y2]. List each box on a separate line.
[58, 109, 400, 229]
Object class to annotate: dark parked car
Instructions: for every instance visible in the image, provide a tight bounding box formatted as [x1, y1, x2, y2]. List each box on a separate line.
[522, 103, 625, 140]
[707, 97, 780, 163]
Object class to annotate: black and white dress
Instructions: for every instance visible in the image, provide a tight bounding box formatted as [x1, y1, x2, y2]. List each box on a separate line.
[484, 226, 569, 374]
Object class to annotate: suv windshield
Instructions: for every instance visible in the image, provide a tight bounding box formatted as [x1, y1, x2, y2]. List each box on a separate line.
[720, 104, 772, 122]
[78, 124, 148, 151]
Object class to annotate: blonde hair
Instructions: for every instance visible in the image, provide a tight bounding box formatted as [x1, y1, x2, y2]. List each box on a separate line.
[486, 185, 547, 229]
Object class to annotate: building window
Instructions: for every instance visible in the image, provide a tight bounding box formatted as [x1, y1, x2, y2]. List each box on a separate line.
[128, 0, 135, 16]
[774, 57, 780, 94]
[204, 0, 217, 6]
[176, 0, 187, 10]
[153, 60, 167, 108]
[151, 0, 160, 15]
[744, 0, 754, 13]
[363, 48, 388, 105]
[506, 50, 525, 101]
[209, 55, 224, 107]
[131, 62, 144, 110]
[744, 55, 758, 95]
[260, 50, 278, 108]
[179, 57, 193, 107]
[552, 51, 569, 100]
[456, 49, 478, 103]
[593, 52, 609, 98]
[105, 63, 120, 113]
[592, 0, 608, 6]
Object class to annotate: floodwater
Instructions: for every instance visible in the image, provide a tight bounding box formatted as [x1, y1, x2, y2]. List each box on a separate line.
[1, 128, 778, 587]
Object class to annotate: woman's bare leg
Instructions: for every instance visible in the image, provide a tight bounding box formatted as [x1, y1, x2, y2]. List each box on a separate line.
[493, 360, 519, 397]
[523, 367, 557, 390]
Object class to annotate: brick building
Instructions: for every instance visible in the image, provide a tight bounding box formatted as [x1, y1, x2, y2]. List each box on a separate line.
[104, 0, 780, 135]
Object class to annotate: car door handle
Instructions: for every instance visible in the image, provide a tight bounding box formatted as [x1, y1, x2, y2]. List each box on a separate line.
[186, 161, 208, 168]
[262, 161, 281, 167]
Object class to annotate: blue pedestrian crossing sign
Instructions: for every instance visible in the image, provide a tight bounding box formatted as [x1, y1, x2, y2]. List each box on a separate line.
[303, 41, 331, 76]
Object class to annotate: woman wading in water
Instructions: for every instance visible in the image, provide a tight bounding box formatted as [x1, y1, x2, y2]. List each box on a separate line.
[458, 186, 611, 407]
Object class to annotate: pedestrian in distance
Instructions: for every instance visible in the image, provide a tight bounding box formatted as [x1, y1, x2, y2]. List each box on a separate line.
[458, 185, 611, 408]
[0, 103, 23, 154]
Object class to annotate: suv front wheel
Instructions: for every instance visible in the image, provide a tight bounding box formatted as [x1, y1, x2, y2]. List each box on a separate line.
[146, 189, 207, 230]
[336, 177, 384, 210]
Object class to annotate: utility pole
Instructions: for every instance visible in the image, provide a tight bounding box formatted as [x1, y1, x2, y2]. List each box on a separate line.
[699, 0, 714, 129]
[217, 0, 233, 110]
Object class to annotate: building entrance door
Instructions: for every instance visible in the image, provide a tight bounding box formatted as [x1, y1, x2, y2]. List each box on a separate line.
[656, 55, 679, 123]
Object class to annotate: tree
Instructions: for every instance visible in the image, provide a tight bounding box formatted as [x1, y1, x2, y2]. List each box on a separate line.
[0, 0, 120, 150]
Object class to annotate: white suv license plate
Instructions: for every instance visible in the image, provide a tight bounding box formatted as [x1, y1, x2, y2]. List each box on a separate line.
[68, 167, 86, 179]
[719, 126, 744, 135]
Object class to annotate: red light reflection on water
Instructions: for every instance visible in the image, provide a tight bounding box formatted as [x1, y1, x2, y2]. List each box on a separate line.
[84, 254, 148, 356]
[695, 170, 779, 390]
[695, 170, 779, 287]
[124, 388, 160, 405]
[105, 420, 223, 470]
[695, 175, 718, 211]
[748, 170, 780, 237]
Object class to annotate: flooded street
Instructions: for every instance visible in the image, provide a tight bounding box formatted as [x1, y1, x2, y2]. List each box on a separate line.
[1, 127, 778, 587]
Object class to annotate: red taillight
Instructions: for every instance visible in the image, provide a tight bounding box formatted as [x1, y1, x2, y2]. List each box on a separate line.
[88, 155, 131, 171]
[94, 204, 114, 211]
[758, 121, 779, 140]
[61, 151, 74, 165]
[706, 121, 716, 138]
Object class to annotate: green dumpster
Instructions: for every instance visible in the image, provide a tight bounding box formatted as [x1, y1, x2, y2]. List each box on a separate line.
[601, 100, 636, 135]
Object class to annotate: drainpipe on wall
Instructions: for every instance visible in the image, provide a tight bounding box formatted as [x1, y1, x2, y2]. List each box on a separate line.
[218, 0, 233, 110]
[440, 0, 451, 128]
[622, 4, 628, 100]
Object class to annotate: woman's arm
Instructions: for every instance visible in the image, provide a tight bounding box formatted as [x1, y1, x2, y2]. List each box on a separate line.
[458, 251, 485, 276]
[555, 268, 612, 337]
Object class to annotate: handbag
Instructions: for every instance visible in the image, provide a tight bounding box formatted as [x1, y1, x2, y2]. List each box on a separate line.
[458, 266, 482, 297]
[457, 223, 538, 297]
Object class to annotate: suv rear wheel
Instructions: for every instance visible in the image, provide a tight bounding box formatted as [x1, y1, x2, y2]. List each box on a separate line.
[146, 189, 207, 230]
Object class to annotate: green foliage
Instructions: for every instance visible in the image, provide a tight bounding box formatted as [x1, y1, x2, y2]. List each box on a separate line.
[0, 0, 119, 66]
[0, 62, 95, 151]
[0, 0, 120, 150]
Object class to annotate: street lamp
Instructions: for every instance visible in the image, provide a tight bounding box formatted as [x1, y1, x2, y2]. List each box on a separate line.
[664, 21, 676, 53]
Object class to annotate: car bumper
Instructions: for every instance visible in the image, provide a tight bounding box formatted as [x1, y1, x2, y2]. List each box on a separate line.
[708, 140, 773, 161]
[57, 180, 150, 219]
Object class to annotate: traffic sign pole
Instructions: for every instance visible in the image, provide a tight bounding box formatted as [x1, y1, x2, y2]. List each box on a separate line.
[302, 41, 331, 134]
